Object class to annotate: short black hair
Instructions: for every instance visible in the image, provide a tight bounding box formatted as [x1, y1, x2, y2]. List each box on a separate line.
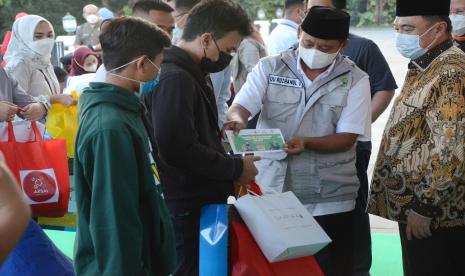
[285, 0, 304, 10]
[330, 0, 346, 9]
[303, 0, 346, 10]
[174, 0, 200, 11]
[182, 0, 252, 41]
[423, 16, 452, 33]
[99, 17, 171, 71]
[133, 0, 174, 15]
[53, 66, 68, 83]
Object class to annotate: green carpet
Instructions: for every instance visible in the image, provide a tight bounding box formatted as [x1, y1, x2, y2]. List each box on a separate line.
[45, 231, 403, 275]
[45, 230, 75, 258]
[370, 233, 403, 276]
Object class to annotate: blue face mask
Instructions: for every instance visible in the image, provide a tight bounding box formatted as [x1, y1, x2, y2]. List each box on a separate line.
[395, 23, 439, 60]
[108, 56, 161, 94]
[172, 25, 183, 44]
[396, 33, 428, 60]
[140, 69, 161, 95]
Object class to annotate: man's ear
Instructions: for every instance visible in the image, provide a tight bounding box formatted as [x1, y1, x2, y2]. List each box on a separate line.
[436, 21, 448, 37]
[135, 56, 146, 72]
[200, 33, 213, 49]
[341, 39, 349, 50]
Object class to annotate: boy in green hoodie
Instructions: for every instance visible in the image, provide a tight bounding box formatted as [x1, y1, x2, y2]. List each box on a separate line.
[73, 17, 176, 275]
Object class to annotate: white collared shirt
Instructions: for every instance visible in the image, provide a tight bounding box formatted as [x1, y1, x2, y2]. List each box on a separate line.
[234, 52, 372, 216]
[235, 52, 371, 141]
[266, 19, 299, 56]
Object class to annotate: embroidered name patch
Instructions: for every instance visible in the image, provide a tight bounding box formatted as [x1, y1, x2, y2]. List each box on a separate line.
[269, 75, 303, 88]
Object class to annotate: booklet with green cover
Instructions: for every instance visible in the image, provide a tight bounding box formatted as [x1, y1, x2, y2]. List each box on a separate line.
[226, 129, 285, 154]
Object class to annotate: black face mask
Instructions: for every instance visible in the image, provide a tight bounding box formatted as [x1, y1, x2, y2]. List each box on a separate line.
[199, 37, 233, 73]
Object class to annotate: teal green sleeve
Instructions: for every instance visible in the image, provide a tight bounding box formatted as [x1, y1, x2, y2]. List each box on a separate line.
[86, 129, 144, 275]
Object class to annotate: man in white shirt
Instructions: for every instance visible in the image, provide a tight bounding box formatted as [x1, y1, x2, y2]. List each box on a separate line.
[267, 0, 305, 55]
[226, 6, 371, 275]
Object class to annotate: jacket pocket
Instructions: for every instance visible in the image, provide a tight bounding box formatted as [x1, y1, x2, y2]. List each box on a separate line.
[311, 89, 348, 135]
[317, 157, 359, 199]
[286, 154, 321, 198]
[318, 88, 348, 109]
[264, 88, 301, 122]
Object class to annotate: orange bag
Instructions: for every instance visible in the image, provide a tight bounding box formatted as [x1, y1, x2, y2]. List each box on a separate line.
[0, 121, 70, 217]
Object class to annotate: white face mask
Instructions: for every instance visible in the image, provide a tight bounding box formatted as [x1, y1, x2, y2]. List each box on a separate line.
[30, 38, 55, 56]
[395, 23, 439, 60]
[299, 45, 339, 69]
[450, 14, 465, 36]
[86, 14, 99, 24]
[84, 63, 98, 73]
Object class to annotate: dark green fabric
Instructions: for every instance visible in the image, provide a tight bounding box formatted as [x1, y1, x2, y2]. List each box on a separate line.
[73, 82, 176, 275]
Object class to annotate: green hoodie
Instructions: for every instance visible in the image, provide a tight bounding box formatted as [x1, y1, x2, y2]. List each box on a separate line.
[73, 82, 176, 276]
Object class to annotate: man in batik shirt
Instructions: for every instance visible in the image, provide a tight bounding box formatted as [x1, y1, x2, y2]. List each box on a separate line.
[369, 0, 465, 275]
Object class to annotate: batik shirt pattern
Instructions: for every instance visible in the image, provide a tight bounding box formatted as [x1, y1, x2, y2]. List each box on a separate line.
[369, 41, 465, 228]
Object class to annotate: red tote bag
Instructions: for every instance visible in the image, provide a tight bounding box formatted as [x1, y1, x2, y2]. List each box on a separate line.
[0, 121, 70, 217]
[230, 221, 324, 276]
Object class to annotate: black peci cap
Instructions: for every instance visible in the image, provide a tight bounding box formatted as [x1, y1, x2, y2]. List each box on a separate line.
[396, 0, 450, 17]
[301, 6, 350, 40]
[285, 0, 304, 9]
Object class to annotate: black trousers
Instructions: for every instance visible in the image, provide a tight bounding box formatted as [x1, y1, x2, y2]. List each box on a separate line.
[353, 141, 372, 276]
[171, 210, 200, 276]
[314, 210, 355, 276]
[399, 223, 465, 276]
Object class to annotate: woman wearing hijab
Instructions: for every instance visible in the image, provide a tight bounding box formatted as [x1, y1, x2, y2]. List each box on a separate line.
[4, 15, 76, 108]
[1, 12, 28, 68]
[70, 46, 101, 76]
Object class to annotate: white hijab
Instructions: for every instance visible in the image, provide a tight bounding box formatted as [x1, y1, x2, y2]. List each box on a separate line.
[4, 15, 55, 70]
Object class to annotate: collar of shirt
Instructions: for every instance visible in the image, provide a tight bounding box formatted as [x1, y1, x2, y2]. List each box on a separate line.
[454, 39, 465, 52]
[296, 50, 337, 89]
[280, 19, 299, 30]
[409, 39, 453, 70]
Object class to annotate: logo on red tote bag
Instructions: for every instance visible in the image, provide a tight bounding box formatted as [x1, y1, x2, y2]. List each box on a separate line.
[19, 169, 59, 204]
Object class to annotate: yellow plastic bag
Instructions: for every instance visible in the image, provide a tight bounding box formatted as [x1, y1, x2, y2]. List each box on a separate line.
[39, 177, 77, 230]
[45, 92, 79, 158]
